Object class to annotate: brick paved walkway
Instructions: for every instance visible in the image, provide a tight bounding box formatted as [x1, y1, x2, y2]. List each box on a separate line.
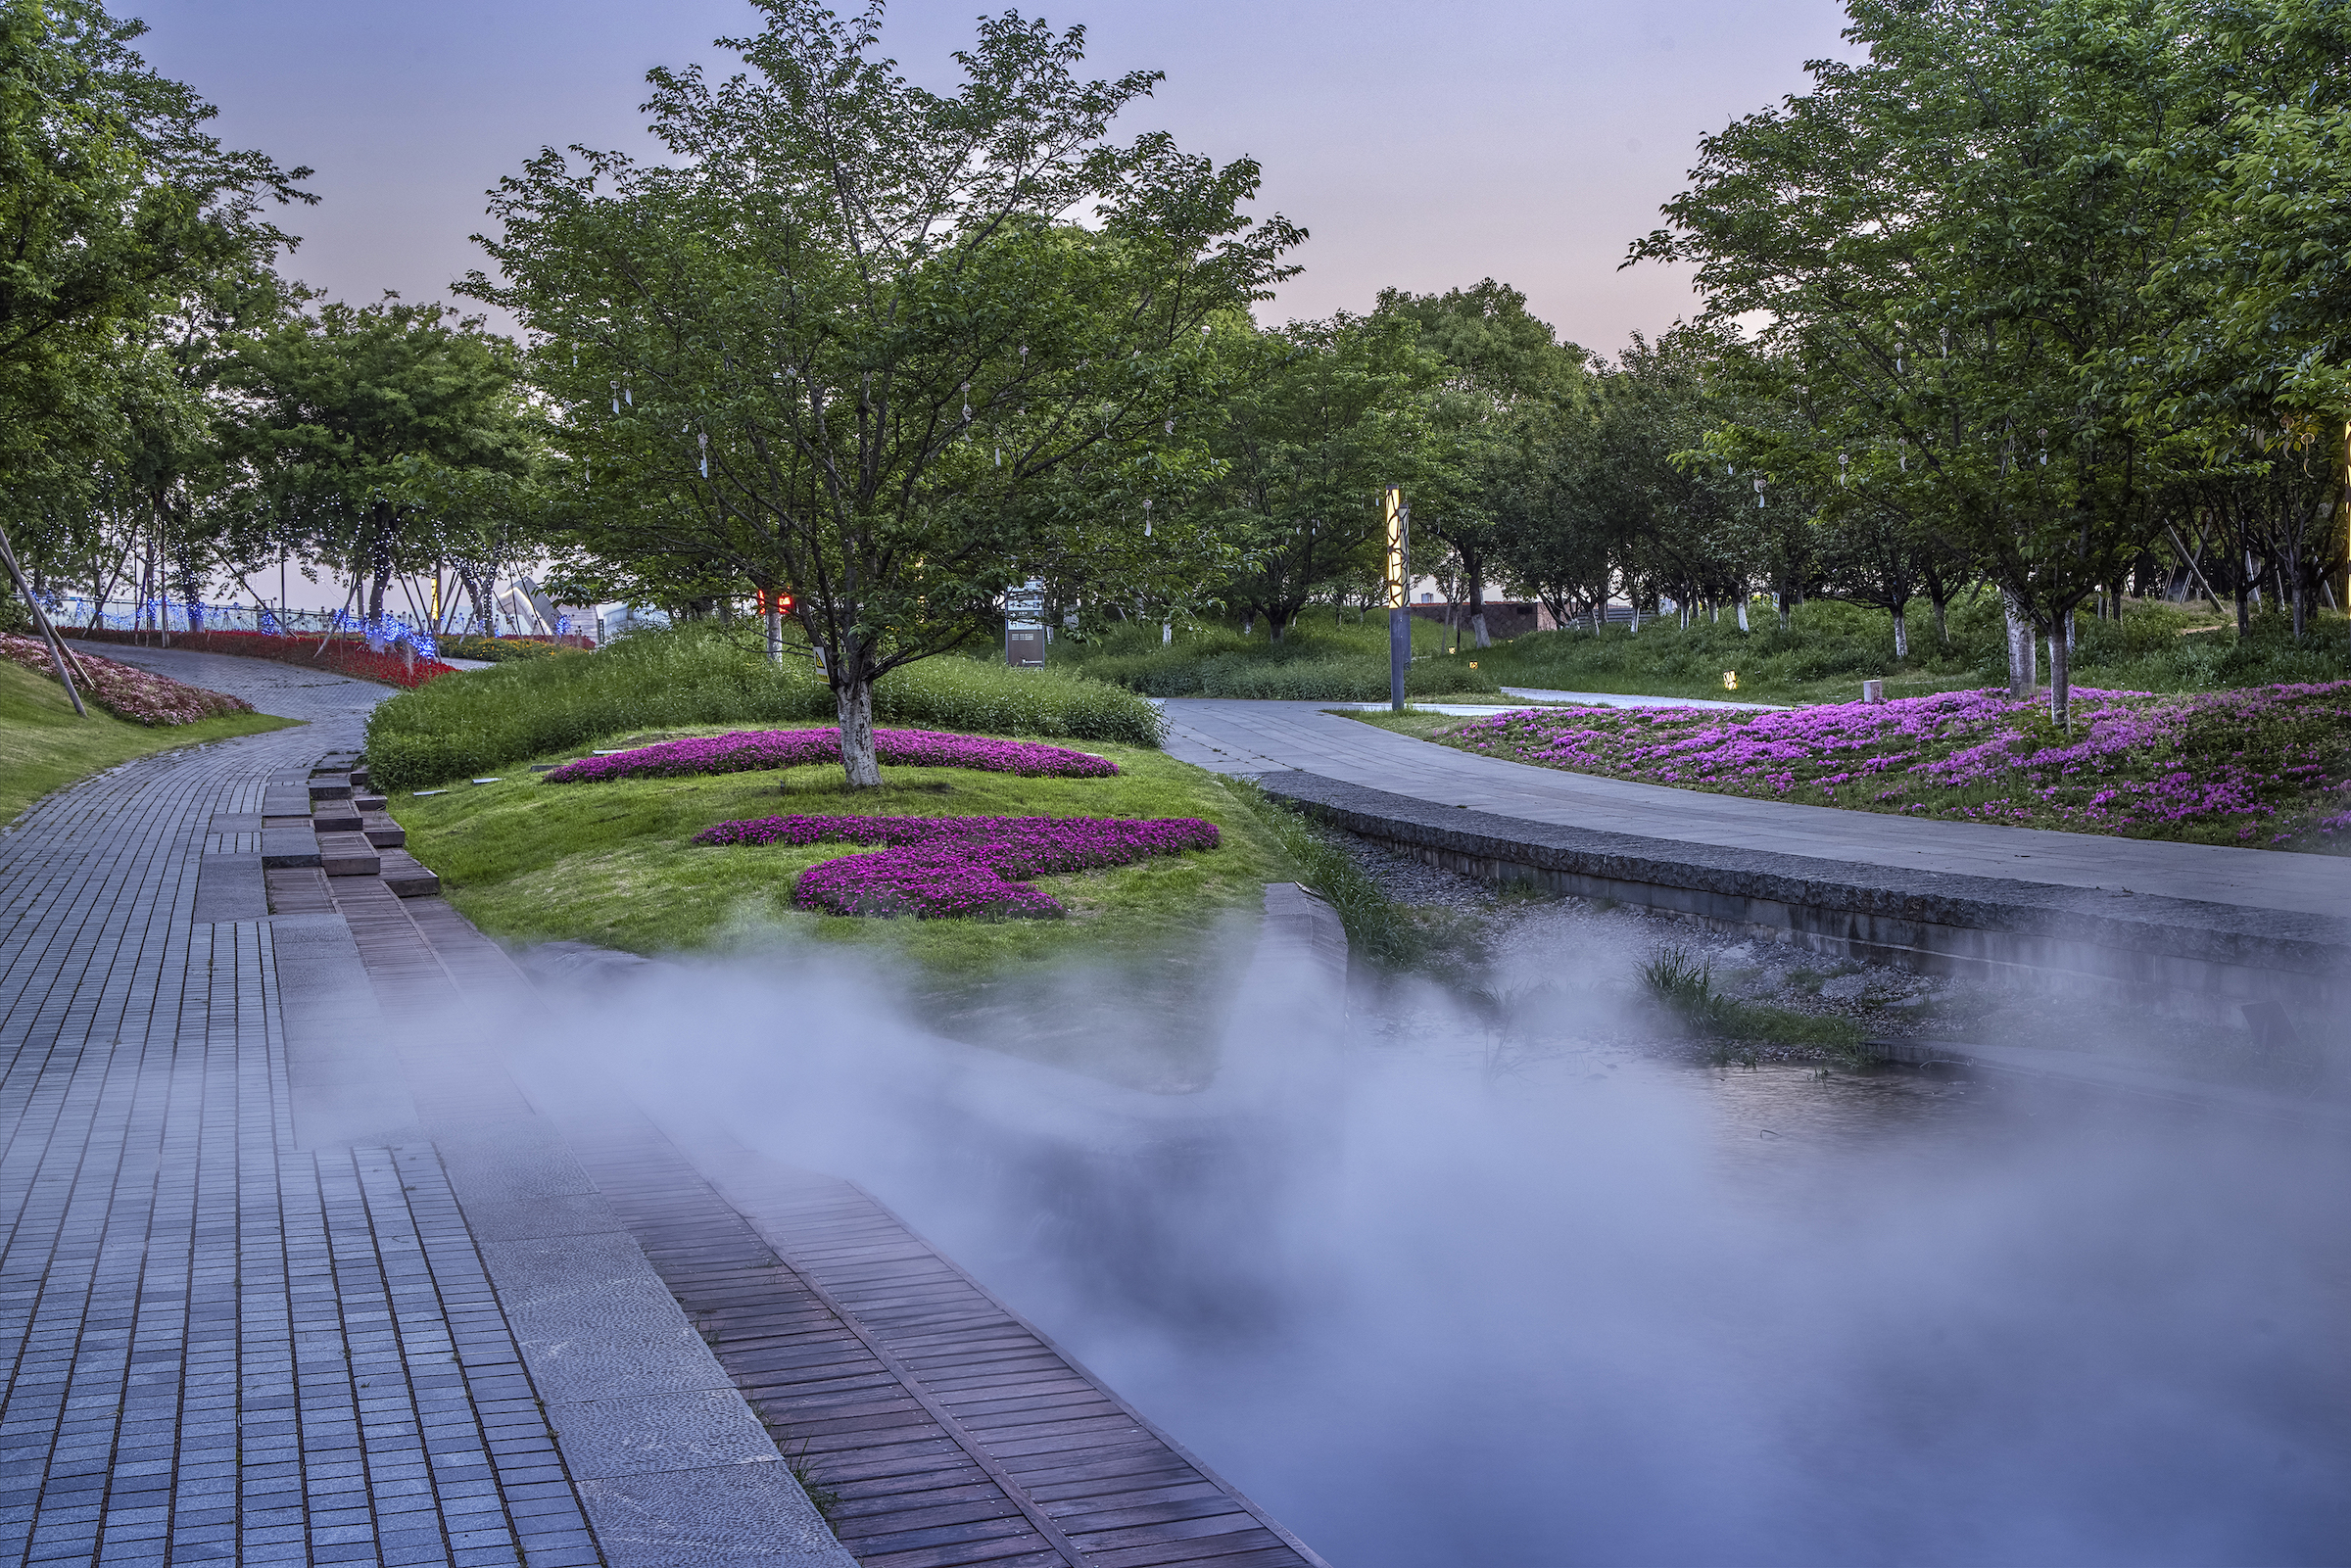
[0, 651, 842, 1568]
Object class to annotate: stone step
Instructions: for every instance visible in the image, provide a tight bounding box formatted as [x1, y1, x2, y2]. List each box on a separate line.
[378, 849, 440, 898]
[360, 815, 406, 849]
[311, 804, 362, 832]
[262, 789, 312, 818]
[308, 777, 354, 801]
[354, 793, 388, 812]
[259, 828, 321, 869]
[348, 766, 371, 790]
[315, 831, 381, 877]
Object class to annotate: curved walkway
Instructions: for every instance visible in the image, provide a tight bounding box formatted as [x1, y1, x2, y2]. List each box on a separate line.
[0, 647, 844, 1568]
[1160, 698, 2349, 920]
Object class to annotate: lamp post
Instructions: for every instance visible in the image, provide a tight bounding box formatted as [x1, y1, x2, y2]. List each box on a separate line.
[1385, 486, 1410, 713]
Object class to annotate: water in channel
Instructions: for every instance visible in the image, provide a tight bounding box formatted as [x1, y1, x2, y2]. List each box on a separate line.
[543, 957, 2351, 1568]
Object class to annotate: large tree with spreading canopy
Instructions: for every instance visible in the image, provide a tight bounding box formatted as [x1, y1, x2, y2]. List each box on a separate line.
[467, 0, 1300, 786]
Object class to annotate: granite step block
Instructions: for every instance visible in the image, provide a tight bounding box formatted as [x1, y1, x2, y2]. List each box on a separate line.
[263, 789, 312, 817]
[354, 792, 388, 811]
[312, 803, 362, 832]
[360, 814, 407, 849]
[378, 849, 440, 898]
[309, 776, 354, 801]
[349, 766, 371, 789]
[261, 828, 323, 869]
[315, 830, 381, 877]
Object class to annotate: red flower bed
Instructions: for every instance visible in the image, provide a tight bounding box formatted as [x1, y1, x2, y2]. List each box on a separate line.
[64, 629, 457, 689]
[0, 634, 253, 725]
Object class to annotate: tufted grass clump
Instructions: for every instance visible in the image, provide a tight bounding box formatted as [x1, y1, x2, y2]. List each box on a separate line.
[364, 623, 1161, 790]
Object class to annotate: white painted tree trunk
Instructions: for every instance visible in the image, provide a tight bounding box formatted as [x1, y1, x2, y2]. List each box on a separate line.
[1736, 597, 1749, 633]
[2002, 594, 2036, 698]
[1893, 604, 1908, 659]
[836, 676, 882, 787]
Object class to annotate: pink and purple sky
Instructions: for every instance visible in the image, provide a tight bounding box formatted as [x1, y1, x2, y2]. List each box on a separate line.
[131, 0, 1852, 356]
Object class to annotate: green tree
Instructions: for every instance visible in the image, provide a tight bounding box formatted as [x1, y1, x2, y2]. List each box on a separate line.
[0, 0, 309, 622]
[1202, 312, 1439, 641]
[468, 1, 1299, 786]
[1638, 0, 2217, 724]
[1373, 279, 1587, 645]
[227, 296, 534, 641]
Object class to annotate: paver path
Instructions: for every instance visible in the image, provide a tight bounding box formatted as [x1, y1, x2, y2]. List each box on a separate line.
[0, 648, 844, 1567]
[1159, 698, 2350, 920]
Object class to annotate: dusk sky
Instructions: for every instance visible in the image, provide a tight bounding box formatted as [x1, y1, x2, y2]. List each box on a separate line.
[129, 0, 1854, 359]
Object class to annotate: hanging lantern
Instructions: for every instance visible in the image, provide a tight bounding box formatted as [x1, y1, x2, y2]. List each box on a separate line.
[1142, 498, 1153, 539]
[697, 431, 708, 480]
[1753, 475, 1768, 509]
[1838, 451, 1849, 486]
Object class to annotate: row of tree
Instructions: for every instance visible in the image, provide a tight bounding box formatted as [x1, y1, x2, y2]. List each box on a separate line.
[7, 0, 2349, 779]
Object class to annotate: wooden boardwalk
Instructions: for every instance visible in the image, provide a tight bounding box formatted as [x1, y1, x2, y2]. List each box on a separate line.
[295, 758, 1330, 1568]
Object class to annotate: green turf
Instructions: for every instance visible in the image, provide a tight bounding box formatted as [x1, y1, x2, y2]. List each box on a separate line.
[388, 724, 1296, 1086]
[0, 659, 300, 828]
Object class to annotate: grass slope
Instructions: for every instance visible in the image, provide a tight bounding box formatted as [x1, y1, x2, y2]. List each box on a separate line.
[0, 660, 298, 828]
[390, 726, 1291, 1085]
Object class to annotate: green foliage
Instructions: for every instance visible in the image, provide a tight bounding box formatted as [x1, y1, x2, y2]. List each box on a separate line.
[467, 0, 1299, 786]
[1049, 616, 1501, 698]
[364, 625, 1162, 790]
[437, 636, 570, 664]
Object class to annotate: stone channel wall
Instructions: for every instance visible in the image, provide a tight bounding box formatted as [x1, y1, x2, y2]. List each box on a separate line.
[1261, 773, 2351, 1032]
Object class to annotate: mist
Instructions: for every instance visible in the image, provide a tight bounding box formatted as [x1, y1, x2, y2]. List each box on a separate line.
[495, 930, 2351, 1567]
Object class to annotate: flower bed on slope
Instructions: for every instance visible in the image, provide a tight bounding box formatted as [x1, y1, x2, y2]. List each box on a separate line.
[0, 635, 253, 725]
[1434, 683, 2351, 849]
[695, 813, 1221, 918]
[545, 728, 1117, 783]
[65, 628, 456, 689]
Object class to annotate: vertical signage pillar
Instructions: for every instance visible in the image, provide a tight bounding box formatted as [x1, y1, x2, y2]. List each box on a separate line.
[1385, 486, 1409, 713]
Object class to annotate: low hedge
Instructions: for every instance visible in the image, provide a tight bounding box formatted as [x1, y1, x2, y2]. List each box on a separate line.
[64, 628, 457, 689]
[363, 625, 1164, 790]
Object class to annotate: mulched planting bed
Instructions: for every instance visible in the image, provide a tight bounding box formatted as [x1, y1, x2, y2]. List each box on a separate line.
[0, 634, 254, 724]
[696, 813, 1221, 918]
[1434, 682, 2351, 849]
[545, 727, 1117, 783]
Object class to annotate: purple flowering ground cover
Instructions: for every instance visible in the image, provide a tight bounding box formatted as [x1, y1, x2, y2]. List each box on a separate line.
[1431, 682, 2351, 850]
[695, 814, 1222, 919]
[543, 727, 1115, 783]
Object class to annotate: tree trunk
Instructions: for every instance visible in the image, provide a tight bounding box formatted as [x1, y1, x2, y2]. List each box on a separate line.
[1892, 601, 1908, 660]
[2003, 593, 2036, 699]
[2047, 616, 2072, 732]
[835, 670, 882, 788]
[366, 571, 390, 652]
[1736, 595, 1749, 633]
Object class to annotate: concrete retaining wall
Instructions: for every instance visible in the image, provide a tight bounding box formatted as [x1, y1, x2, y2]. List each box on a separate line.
[1260, 773, 2351, 1031]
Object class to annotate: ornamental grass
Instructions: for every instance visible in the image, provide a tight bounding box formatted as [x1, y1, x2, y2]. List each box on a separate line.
[1436, 682, 2351, 849]
[544, 728, 1117, 783]
[0, 635, 254, 725]
[695, 813, 1221, 919]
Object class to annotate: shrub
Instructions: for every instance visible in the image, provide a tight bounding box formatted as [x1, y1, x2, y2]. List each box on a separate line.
[438, 636, 574, 664]
[363, 623, 1162, 790]
[0, 635, 253, 725]
[64, 628, 457, 689]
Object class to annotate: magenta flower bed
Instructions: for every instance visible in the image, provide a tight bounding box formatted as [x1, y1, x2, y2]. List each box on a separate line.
[694, 813, 1220, 918]
[543, 728, 1116, 783]
[0, 634, 254, 725]
[1437, 683, 2351, 848]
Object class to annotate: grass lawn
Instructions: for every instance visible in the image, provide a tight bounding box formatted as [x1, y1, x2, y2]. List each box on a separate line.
[0, 659, 300, 828]
[389, 724, 1296, 1086]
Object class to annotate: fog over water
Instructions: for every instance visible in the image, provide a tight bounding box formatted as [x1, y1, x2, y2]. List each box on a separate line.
[515, 944, 2351, 1567]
